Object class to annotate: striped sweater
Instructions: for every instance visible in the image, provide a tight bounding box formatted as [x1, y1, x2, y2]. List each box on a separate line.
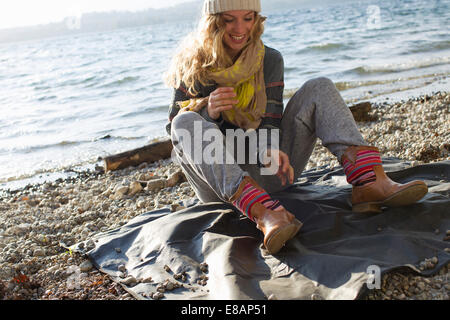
[166, 45, 285, 153]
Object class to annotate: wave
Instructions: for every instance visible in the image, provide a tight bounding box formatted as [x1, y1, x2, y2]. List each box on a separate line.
[309, 42, 346, 51]
[40, 74, 137, 90]
[116, 105, 168, 119]
[149, 104, 171, 112]
[333, 75, 444, 91]
[283, 72, 449, 98]
[80, 75, 98, 84]
[0, 161, 99, 185]
[0, 167, 74, 185]
[1, 135, 147, 155]
[407, 40, 450, 54]
[93, 134, 146, 142]
[284, 66, 299, 72]
[33, 85, 52, 91]
[296, 42, 347, 54]
[79, 58, 102, 68]
[339, 72, 448, 90]
[8, 73, 29, 80]
[347, 56, 450, 75]
[2, 140, 87, 154]
[98, 76, 140, 88]
[37, 95, 57, 101]
[44, 75, 103, 89]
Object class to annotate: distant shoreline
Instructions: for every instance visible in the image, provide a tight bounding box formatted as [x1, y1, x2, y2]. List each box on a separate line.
[0, 2, 201, 45]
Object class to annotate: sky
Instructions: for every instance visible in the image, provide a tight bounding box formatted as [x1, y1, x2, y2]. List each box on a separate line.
[0, 0, 190, 29]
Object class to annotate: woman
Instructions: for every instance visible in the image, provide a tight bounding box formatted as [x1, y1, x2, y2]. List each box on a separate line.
[164, 0, 428, 254]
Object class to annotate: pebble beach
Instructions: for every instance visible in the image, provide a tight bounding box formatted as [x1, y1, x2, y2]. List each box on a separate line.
[0, 92, 449, 300]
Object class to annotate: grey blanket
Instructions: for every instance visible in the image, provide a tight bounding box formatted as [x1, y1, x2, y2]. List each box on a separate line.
[78, 159, 450, 300]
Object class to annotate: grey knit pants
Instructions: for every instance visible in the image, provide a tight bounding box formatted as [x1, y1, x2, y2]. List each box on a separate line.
[171, 77, 367, 203]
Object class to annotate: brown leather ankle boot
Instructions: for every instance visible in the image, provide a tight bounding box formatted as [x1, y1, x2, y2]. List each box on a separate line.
[342, 146, 428, 213]
[230, 176, 303, 254]
[252, 202, 303, 254]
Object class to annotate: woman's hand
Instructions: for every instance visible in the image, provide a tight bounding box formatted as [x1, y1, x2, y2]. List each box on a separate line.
[207, 87, 239, 120]
[263, 149, 294, 186]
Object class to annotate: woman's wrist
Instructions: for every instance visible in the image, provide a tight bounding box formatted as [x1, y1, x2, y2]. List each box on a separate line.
[201, 106, 224, 125]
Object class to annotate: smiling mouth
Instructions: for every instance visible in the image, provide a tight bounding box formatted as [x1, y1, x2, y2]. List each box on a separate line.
[231, 35, 245, 40]
[229, 34, 246, 44]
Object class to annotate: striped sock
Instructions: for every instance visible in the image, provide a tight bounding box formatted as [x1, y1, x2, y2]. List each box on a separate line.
[342, 149, 383, 186]
[232, 183, 283, 222]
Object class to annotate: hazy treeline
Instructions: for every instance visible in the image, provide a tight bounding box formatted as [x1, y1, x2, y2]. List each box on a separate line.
[0, 0, 338, 44]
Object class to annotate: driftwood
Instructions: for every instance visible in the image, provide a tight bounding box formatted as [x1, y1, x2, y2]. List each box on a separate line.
[104, 137, 173, 172]
[349, 101, 378, 122]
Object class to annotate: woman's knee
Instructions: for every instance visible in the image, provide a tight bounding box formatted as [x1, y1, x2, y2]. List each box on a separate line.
[303, 77, 335, 92]
[171, 111, 207, 144]
[171, 111, 202, 132]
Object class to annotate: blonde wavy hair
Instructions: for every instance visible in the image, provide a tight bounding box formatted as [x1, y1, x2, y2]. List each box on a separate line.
[164, 12, 266, 96]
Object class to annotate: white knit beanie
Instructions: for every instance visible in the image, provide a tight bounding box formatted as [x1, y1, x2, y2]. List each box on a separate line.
[203, 0, 261, 15]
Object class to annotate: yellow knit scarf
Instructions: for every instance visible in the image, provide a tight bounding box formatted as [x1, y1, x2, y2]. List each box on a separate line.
[208, 40, 266, 129]
[177, 40, 266, 130]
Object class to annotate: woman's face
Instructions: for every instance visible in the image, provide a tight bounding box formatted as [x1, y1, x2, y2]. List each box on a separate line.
[222, 10, 256, 59]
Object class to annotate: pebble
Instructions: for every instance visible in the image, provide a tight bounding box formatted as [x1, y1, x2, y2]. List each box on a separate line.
[170, 203, 185, 212]
[200, 262, 208, 273]
[120, 276, 137, 286]
[79, 260, 93, 273]
[48, 265, 59, 273]
[156, 283, 165, 293]
[33, 248, 45, 257]
[136, 199, 146, 209]
[164, 265, 172, 273]
[417, 282, 426, 291]
[397, 293, 406, 300]
[165, 281, 175, 291]
[173, 273, 182, 280]
[152, 292, 164, 300]
[115, 185, 129, 195]
[111, 186, 129, 200]
[146, 179, 167, 192]
[311, 293, 324, 300]
[128, 181, 143, 196]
